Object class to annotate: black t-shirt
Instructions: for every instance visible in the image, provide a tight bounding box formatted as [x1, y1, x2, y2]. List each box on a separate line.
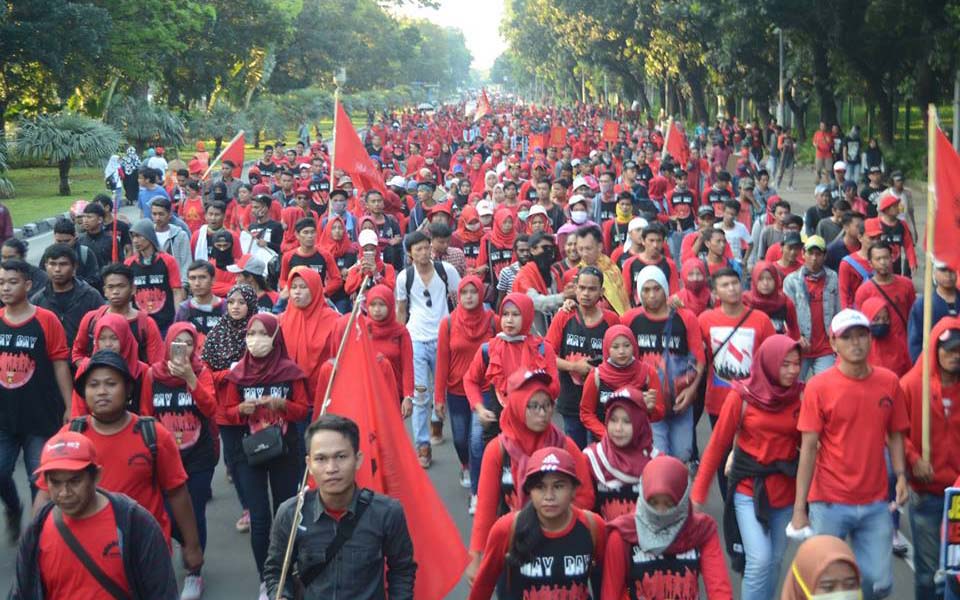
[248, 220, 284, 256]
[555, 313, 611, 416]
[505, 516, 596, 599]
[149, 378, 216, 472]
[0, 311, 64, 437]
[859, 185, 887, 219]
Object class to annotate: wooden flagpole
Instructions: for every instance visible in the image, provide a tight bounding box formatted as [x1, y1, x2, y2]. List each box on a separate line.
[200, 130, 245, 182]
[921, 104, 938, 462]
[273, 275, 369, 599]
[331, 83, 340, 180]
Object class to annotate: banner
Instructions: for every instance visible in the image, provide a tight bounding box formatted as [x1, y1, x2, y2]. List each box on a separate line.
[528, 133, 547, 152]
[474, 89, 492, 122]
[942, 487, 960, 575]
[334, 102, 386, 195]
[549, 125, 567, 148]
[934, 127, 960, 272]
[602, 120, 619, 143]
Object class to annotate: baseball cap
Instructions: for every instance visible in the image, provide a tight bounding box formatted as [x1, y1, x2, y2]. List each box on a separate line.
[814, 184, 829, 196]
[227, 254, 268, 277]
[476, 200, 495, 217]
[337, 176, 353, 187]
[522, 447, 581, 491]
[388, 175, 406, 188]
[878, 193, 900, 212]
[623, 160, 638, 170]
[252, 183, 272, 198]
[74, 350, 133, 397]
[584, 175, 599, 191]
[935, 259, 953, 271]
[891, 170, 904, 182]
[783, 231, 803, 247]
[417, 180, 437, 191]
[804, 235, 827, 251]
[34, 432, 99, 476]
[833, 160, 847, 172]
[673, 165, 687, 177]
[868, 165, 882, 174]
[864, 217, 883, 237]
[830, 308, 871, 336]
[938, 328, 960, 351]
[568, 194, 587, 208]
[571, 158, 582, 167]
[528, 204, 548, 219]
[572, 175, 589, 190]
[358, 229, 379, 248]
[697, 205, 715, 217]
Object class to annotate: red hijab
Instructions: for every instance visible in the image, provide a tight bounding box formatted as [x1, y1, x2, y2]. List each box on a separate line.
[449, 276, 495, 343]
[674, 259, 711, 315]
[456, 204, 485, 244]
[279, 267, 339, 385]
[489, 207, 517, 248]
[319, 215, 356, 258]
[227, 313, 306, 386]
[365, 285, 407, 341]
[93, 313, 143, 379]
[586, 387, 653, 486]
[150, 322, 204, 387]
[596, 325, 651, 390]
[731, 334, 802, 412]
[743, 261, 789, 314]
[862, 296, 912, 376]
[487, 293, 548, 396]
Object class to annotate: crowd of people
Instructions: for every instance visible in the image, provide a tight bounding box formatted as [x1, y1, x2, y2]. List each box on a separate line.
[2, 97, 958, 600]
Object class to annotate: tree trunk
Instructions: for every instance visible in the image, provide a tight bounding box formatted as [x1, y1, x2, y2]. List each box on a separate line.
[875, 96, 895, 146]
[253, 129, 261, 149]
[725, 95, 736, 120]
[785, 92, 808, 143]
[811, 42, 838, 126]
[683, 67, 709, 123]
[58, 158, 71, 196]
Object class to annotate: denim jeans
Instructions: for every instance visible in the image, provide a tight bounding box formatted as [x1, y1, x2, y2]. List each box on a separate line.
[735, 493, 792, 600]
[562, 414, 588, 450]
[167, 467, 214, 554]
[447, 393, 472, 468]
[910, 492, 945, 599]
[412, 339, 438, 449]
[468, 392, 493, 496]
[0, 430, 46, 513]
[219, 424, 247, 508]
[810, 500, 894, 599]
[651, 407, 694, 462]
[800, 353, 836, 381]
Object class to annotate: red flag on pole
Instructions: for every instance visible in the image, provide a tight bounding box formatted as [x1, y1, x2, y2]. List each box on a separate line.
[475, 89, 492, 121]
[325, 321, 468, 599]
[666, 121, 690, 167]
[934, 127, 960, 272]
[202, 131, 245, 181]
[334, 102, 386, 195]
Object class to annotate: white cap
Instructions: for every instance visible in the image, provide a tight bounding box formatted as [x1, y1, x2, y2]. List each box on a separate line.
[476, 200, 495, 217]
[572, 175, 589, 190]
[589, 149, 599, 158]
[388, 175, 406, 188]
[571, 158, 582, 167]
[358, 229, 379, 248]
[833, 160, 846, 172]
[830, 308, 870, 336]
[628, 217, 648, 232]
[528, 204, 548, 218]
[568, 194, 587, 208]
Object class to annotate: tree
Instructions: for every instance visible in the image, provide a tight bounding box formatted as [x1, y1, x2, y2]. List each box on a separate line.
[105, 97, 185, 153]
[14, 113, 120, 196]
[0, 137, 13, 199]
[189, 102, 249, 157]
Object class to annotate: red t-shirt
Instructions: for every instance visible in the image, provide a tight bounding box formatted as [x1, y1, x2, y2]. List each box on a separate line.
[804, 276, 833, 357]
[838, 253, 872, 308]
[39, 502, 131, 599]
[699, 307, 776, 415]
[799, 365, 910, 504]
[853, 276, 916, 340]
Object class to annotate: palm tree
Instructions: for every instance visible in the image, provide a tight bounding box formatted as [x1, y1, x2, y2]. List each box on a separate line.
[14, 112, 120, 196]
[0, 137, 13, 199]
[106, 96, 185, 153]
[189, 101, 249, 157]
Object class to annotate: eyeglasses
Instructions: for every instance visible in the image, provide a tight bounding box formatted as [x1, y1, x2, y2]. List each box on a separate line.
[526, 403, 552, 414]
[423, 289, 432, 308]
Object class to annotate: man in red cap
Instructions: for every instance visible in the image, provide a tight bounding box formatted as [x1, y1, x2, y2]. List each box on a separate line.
[838, 217, 881, 308]
[876, 192, 917, 276]
[11, 431, 178, 598]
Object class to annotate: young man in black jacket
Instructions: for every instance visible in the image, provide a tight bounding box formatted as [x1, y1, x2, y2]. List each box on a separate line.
[10, 431, 178, 599]
[31, 243, 105, 352]
[264, 415, 415, 600]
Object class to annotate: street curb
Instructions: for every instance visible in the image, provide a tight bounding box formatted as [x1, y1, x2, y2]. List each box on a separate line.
[16, 211, 72, 240]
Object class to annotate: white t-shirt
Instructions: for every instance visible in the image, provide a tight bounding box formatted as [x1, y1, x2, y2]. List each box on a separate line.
[155, 228, 172, 250]
[395, 261, 461, 342]
[716, 221, 751, 261]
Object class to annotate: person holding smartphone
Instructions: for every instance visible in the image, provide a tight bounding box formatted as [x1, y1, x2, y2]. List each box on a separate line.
[343, 229, 396, 298]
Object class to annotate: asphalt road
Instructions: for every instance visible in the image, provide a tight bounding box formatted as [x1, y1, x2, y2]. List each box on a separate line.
[4, 166, 921, 598]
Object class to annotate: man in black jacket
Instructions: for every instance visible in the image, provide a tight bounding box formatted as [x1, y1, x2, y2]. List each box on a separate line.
[31, 244, 105, 352]
[264, 415, 415, 600]
[52, 217, 101, 291]
[9, 431, 177, 599]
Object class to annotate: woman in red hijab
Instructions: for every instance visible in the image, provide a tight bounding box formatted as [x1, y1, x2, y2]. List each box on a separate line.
[475, 207, 517, 291]
[583, 387, 654, 521]
[672, 258, 712, 316]
[781, 535, 861, 600]
[861, 296, 912, 376]
[318, 215, 359, 313]
[279, 266, 339, 395]
[140, 322, 217, 563]
[465, 369, 595, 586]
[71, 313, 150, 416]
[456, 204, 486, 271]
[357, 284, 413, 404]
[743, 261, 800, 339]
[580, 324, 663, 440]
[602, 456, 733, 599]
[223, 313, 308, 587]
[435, 276, 498, 500]
[691, 334, 802, 600]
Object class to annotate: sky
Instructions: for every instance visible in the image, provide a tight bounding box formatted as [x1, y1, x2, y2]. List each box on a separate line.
[393, 0, 507, 71]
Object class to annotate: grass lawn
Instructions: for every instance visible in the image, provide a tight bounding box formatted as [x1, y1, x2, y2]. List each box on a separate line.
[3, 166, 104, 225]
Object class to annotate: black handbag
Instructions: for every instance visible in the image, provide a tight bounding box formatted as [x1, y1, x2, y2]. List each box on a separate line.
[242, 425, 286, 466]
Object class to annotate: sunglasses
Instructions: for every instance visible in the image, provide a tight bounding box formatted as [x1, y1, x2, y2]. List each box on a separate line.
[423, 289, 432, 308]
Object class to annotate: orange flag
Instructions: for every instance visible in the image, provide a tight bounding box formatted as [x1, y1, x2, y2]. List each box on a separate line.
[325, 320, 468, 599]
[475, 89, 492, 121]
[934, 127, 960, 272]
[334, 102, 386, 195]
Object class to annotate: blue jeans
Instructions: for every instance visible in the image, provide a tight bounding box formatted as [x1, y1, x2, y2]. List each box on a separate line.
[910, 492, 945, 599]
[219, 425, 247, 508]
[810, 500, 894, 599]
[800, 353, 836, 381]
[412, 339, 438, 449]
[447, 393, 471, 468]
[468, 391, 493, 496]
[167, 467, 214, 555]
[562, 414, 588, 449]
[651, 407, 694, 462]
[0, 430, 46, 512]
[735, 493, 791, 600]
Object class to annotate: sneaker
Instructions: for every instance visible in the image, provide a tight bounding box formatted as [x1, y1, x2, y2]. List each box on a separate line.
[418, 445, 432, 469]
[893, 530, 909, 556]
[459, 469, 471, 489]
[468, 494, 478, 516]
[258, 582, 268, 600]
[236, 510, 250, 533]
[430, 421, 444, 446]
[180, 574, 204, 600]
[5, 504, 22, 545]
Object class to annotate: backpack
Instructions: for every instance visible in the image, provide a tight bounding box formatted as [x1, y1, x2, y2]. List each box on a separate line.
[403, 260, 453, 320]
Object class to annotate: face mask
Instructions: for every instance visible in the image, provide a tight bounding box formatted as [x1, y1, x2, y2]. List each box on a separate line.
[686, 279, 706, 292]
[518, 210, 529, 222]
[870, 323, 890, 338]
[571, 210, 588, 224]
[810, 591, 861, 600]
[616, 204, 633, 222]
[533, 247, 555, 269]
[246, 331, 277, 358]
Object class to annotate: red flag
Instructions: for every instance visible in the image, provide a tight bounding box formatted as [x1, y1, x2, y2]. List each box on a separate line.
[334, 102, 386, 195]
[202, 131, 245, 180]
[549, 125, 566, 148]
[475, 89, 492, 121]
[601, 120, 619, 143]
[665, 121, 690, 167]
[934, 127, 960, 272]
[528, 133, 547, 152]
[325, 321, 468, 599]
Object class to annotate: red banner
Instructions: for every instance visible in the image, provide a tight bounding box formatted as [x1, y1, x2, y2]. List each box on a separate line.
[334, 102, 386, 194]
[528, 133, 547, 152]
[602, 120, 619, 143]
[549, 125, 567, 148]
[935, 127, 960, 272]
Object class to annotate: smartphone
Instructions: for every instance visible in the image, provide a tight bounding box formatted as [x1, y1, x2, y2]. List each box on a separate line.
[587, 356, 603, 367]
[364, 249, 375, 262]
[171, 341, 189, 363]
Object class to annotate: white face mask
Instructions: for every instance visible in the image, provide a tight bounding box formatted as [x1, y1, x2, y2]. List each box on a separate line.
[811, 591, 861, 600]
[466, 221, 482, 231]
[570, 210, 588, 224]
[245, 331, 277, 358]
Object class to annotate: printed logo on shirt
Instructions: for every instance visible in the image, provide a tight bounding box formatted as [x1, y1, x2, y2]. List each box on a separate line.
[709, 326, 756, 385]
[134, 287, 167, 315]
[878, 395, 893, 410]
[127, 452, 152, 468]
[0, 349, 37, 389]
[102, 540, 121, 559]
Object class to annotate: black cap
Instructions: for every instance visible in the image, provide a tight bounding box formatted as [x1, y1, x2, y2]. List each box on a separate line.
[697, 205, 715, 216]
[869, 165, 882, 174]
[783, 231, 803, 247]
[74, 350, 133, 398]
[939, 328, 960, 351]
[673, 165, 687, 177]
[891, 170, 904, 181]
[417, 180, 437, 191]
[623, 160, 637, 170]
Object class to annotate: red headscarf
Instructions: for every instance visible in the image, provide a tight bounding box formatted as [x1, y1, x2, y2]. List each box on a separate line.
[731, 334, 802, 412]
[456, 204, 485, 244]
[319, 215, 356, 258]
[489, 207, 517, 248]
[450, 276, 495, 343]
[498, 370, 566, 505]
[596, 325, 651, 390]
[279, 267, 339, 386]
[586, 387, 653, 486]
[743, 261, 788, 314]
[227, 313, 306, 386]
[486, 293, 549, 397]
[365, 285, 407, 341]
[674, 259, 711, 315]
[93, 313, 143, 379]
[150, 322, 204, 387]
[862, 296, 912, 376]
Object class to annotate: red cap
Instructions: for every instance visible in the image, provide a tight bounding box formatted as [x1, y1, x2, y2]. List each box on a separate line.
[864, 217, 883, 237]
[640, 455, 689, 504]
[295, 183, 311, 196]
[252, 183, 272, 198]
[877, 193, 900, 213]
[34, 432, 99, 476]
[187, 158, 205, 175]
[522, 447, 580, 490]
